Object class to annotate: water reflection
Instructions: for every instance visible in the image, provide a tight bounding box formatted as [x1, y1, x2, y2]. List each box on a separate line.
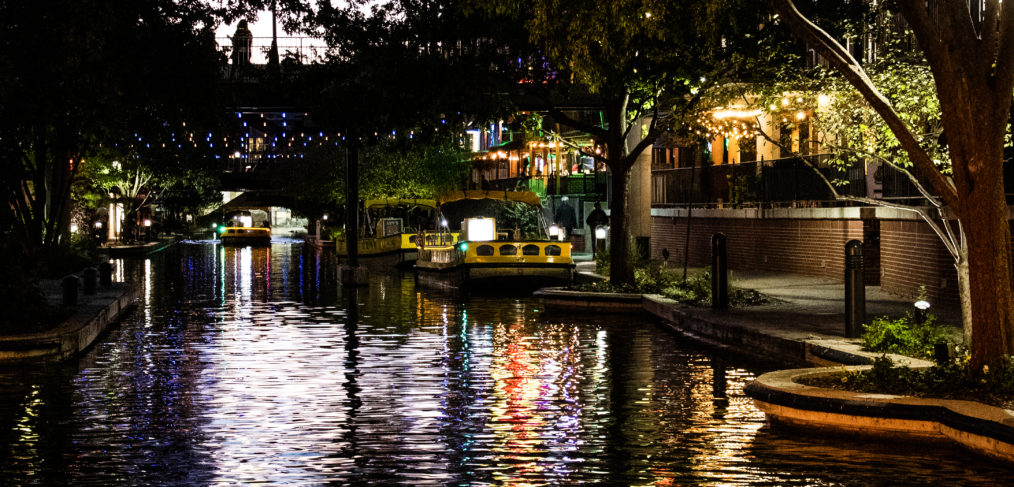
[0, 240, 1011, 485]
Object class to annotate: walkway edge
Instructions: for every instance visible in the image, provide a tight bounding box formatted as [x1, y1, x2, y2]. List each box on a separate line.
[0, 284, 139, 364]
[746, 367, 1014, 464]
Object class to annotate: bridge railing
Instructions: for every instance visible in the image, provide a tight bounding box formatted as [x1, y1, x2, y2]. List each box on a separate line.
[217, 36, 328, 65]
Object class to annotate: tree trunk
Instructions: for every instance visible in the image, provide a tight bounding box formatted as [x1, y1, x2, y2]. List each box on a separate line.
[608, 164, 634, 286]
[959, 174, 1014, 369]
[954, 250, 972, 346]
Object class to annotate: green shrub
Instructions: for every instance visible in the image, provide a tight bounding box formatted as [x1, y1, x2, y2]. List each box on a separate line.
[861, 312, 954, 360]
[820, 354, 1014, 409]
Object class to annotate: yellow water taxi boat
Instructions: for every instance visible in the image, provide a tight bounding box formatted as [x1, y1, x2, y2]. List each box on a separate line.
[336, 198, 457, 268]
[218, 226, 272, 246]
[415, 190, 574, 289]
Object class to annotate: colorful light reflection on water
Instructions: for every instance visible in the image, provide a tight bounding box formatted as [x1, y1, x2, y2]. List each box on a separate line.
[0, 240, 1011, 485]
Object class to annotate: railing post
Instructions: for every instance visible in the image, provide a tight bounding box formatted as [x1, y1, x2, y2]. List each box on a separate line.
[845, 240, 865, 338]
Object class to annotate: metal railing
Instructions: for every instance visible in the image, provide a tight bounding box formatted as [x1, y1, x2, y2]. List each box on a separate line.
[217, 36, 328, 65]
[651, 155, 875, 208]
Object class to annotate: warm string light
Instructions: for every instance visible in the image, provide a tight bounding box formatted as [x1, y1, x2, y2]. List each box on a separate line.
[694, 112, 760, 141]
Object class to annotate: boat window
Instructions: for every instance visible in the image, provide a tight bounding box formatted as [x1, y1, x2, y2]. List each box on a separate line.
[499, 244, 518, 256]
[476, 245, 495, 256]
[522, 244, 540, 255]
[545, 245, 562, 256]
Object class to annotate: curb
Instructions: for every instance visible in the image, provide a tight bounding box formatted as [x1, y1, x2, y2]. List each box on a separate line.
[746, 367, 1014, 464]
[0, 283, 138, 364]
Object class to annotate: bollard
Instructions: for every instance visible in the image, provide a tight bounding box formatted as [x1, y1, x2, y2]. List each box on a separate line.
[99, 262, 113, 287]
[844, 240, 866, 338]
[934, 343, 950, 365]
[62, 275, 80, 306]
[711, 233, 729, 310]
[83, 267, 98, 295]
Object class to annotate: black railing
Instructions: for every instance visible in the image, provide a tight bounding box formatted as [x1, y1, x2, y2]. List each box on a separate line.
[651, 155, 872, 208]
[486, 173, 607, 199]
[653, 155, 1014, 208]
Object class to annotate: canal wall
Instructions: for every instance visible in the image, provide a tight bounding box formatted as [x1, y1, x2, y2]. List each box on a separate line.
[0, 282, 138, 365]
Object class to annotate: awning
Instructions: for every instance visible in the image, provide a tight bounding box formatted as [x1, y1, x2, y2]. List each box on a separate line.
[437, 189, 541, 207]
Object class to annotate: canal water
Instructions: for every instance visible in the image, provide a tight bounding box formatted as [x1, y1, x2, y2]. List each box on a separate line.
[0, 240, 1010, 485]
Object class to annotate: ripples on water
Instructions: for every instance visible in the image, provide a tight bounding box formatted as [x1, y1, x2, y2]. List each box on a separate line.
[0, 240, 1010, 485]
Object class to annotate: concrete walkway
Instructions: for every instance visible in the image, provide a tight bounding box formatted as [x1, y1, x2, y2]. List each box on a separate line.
[0, 278, 138, 364]
[570, 253, 964, 357]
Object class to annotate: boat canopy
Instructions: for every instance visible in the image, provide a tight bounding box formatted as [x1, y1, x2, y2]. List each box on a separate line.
[364, 198, 437, 209]
[437, 190, 541, 207]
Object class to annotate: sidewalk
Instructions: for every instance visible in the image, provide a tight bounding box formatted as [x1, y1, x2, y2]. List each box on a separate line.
[569, 254, 962, 366]
[0, 275, 138, 364]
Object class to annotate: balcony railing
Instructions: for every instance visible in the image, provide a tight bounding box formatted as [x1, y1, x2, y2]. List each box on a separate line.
[651, 155, 912, 208]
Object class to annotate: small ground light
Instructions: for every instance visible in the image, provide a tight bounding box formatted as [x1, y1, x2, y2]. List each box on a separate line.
[914, 300, 931, 324]
[548, 224, 559, 237]
[143, 219, 152, 227]
[95, 221, 103, 229]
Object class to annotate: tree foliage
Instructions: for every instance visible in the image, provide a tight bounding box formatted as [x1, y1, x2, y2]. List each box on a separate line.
[0, 0, 225, 259]
[767, 0, 1014, 369]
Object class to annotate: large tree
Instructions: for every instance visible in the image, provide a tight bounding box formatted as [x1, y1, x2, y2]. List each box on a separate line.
[477, 0, 770, 285]
[768, 0, 1014, 368]
[0, 0, 223, 261]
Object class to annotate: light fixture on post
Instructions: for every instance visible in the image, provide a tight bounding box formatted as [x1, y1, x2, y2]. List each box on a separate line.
[914, 300, 931, 325]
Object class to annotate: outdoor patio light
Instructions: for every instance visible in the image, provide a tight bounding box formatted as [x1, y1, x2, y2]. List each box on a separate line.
[94, 221, 103, 229]
[143, 219, 152, 227]
[914, 300, 931, 324]
[548, 224, 560, 237]
[595, 226, 608, 239]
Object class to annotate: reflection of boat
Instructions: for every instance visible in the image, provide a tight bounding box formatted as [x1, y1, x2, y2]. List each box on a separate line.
[415, 190, 574, 289]
[219, 226, 272, 245]
[336, 198, 456, 268]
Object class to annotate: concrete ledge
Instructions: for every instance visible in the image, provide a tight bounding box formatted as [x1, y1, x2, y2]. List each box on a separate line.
[0, 283, 138, 364]
[746, 367, 1014, 464]
[651, 206, 931, 221]
[533, 287, 643, 313]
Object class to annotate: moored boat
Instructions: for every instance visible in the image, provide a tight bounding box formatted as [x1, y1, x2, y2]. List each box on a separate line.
[336, 198, 455, 268]
[415, 190, 575, 290]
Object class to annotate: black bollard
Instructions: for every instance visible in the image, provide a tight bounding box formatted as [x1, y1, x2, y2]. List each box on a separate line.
[711, 233, 728, 310]
[934, 343, 950, 365]
[83, 267, 97, 295]
[845, 240, 866, 338]
[62, 275, 80, 306]
[98, 262, 113, 287]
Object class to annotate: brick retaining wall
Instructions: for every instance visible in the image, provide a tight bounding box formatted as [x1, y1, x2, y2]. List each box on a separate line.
[650, 208, 972, 308]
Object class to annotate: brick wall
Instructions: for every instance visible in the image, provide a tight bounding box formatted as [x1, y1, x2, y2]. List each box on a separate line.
[651, 213, 973, 307]
[651, 216, 866, 281]
[880, 220, 959, 307]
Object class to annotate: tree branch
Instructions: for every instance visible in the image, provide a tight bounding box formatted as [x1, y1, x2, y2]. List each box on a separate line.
[768, 0, 959, 207]
[995, 0, 1014, 97]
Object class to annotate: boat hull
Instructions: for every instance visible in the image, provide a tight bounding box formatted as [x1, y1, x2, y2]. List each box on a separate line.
[218, 227, 271, 246]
